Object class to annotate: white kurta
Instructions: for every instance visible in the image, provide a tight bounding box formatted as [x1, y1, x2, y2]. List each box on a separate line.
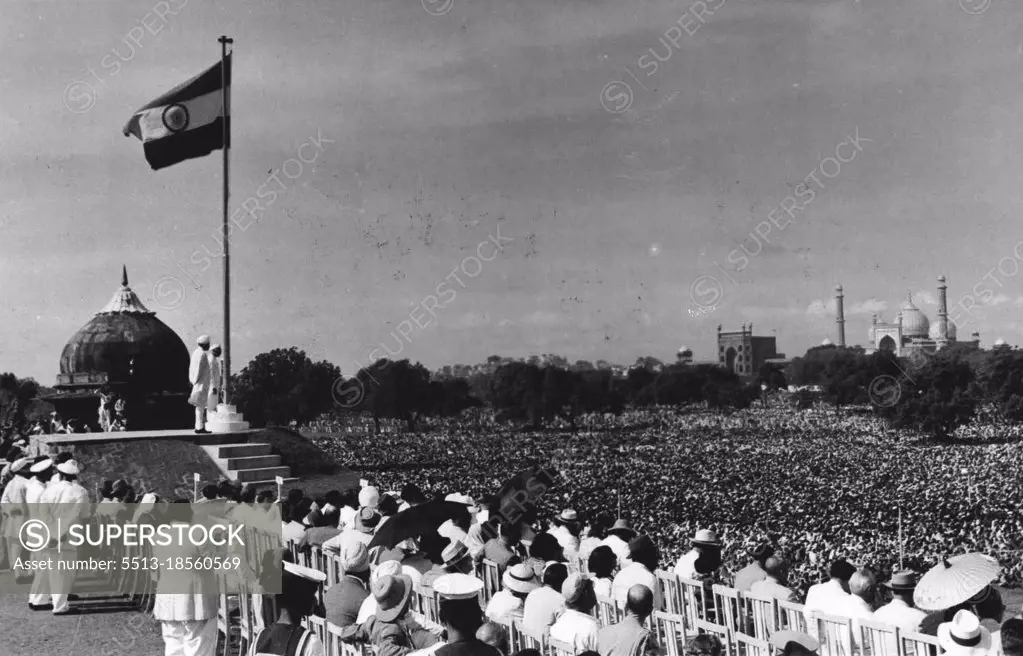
[206, 354, 222, 410]
[189, 347, 212, 409]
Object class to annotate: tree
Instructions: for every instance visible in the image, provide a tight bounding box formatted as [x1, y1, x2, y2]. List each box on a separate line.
[488, 362, 544, 425]
[351, 359, 434, 432]
[877, 352, 977, 440]
[229, 348, 341, 427]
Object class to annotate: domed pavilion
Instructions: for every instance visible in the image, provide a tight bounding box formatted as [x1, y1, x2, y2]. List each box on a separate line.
[45, 267, 191, 430]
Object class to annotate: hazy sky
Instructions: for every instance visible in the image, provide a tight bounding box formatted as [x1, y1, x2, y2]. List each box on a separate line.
[2, 0, 1022, 383]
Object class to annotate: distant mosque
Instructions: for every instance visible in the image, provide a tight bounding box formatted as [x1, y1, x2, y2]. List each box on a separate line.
[830, 276, 981, 357]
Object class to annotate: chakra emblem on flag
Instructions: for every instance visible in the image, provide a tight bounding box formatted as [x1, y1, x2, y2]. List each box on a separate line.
[162, 104, 190, 133]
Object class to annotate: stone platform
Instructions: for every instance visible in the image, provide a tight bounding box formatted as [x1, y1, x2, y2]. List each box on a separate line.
[34, 428, 296, 499]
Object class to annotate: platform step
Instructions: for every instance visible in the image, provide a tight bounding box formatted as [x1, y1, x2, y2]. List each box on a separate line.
[222, 455, 282, 470]
[212, 443, 273, 458]
[195, 431, 257, 445]
[208, 419, 251, 433]
[229, 466, 291, 483]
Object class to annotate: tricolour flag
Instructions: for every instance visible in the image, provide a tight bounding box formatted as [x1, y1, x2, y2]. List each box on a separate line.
[122, 54, 230, 171]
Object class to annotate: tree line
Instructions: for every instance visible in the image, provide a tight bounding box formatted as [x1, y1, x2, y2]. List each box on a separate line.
[6, 342, 1023, 440]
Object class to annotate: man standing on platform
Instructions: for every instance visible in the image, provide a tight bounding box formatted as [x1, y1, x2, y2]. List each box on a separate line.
[207, 344, 223, 415]
[189, 335, 212, 434]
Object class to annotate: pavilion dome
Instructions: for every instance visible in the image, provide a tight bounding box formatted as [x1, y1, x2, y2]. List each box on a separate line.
[928, 320, 957, 341]
[822, 337, 833, 346]
[677, 345, 693, 355]
[58, 267, 190, 393]
[898, 296, 930, 337]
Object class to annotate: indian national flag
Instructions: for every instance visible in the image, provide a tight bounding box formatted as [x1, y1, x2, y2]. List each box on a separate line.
[122, 55, 230, 171]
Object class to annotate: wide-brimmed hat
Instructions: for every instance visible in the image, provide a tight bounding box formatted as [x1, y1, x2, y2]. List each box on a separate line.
[30, 458, 53, 474]
[607, 519, 637, 540]
[884, 571, 918, 591]
[555, 509, 580, 526]
[770, 631, 820, 654]
[372, 574, 414, 622]
[561, 572, 594, 605]
[938, 610, 992, 656]
[502, 563, 540, 595]
[434, 573, 484, 600]
[340, 540, 370, 574]
[692, 529, 722, 546]
[197, 335, 210, 346]
[10, 457, 32, 474]
[442, 541, 471, 569]
[355, 508, 381, 533]
[56, 460, 80, 476]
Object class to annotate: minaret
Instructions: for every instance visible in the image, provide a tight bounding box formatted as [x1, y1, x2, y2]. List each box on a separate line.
[835, 284, 846, 347]
[936, 275, 949, 348]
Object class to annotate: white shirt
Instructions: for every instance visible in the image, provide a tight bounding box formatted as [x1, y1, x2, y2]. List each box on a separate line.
[322, 528, 373, 555]
[485, 590, 523, 623]
[549, 608, 600, 652]
[831, 594, 874, 647]
[356, 595, 377, 624]
[872, 599, 926, 633]
[522, 586, 566, 638]
[282, 521, 307, 545]
[548, 525, 580, 560]
[25, 478, 46, 504]
[804, 579, 851, 622]
[674, 550, 699, 579]
[591, 576, 613, 600]
[600, 535, 632, 567]
[611, 562, 663, 611]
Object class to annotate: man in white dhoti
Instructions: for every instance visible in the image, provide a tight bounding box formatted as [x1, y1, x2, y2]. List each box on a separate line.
[189, 335, 212, 434]
[35, 459, 91, 615]
[207, 344, 223, 414]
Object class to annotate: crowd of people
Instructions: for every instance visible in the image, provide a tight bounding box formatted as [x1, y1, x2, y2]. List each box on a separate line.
[308, 405, 1023, 594]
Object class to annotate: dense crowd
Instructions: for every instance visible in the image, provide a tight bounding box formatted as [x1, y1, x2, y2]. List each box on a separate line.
[308, 405, 1023, 595]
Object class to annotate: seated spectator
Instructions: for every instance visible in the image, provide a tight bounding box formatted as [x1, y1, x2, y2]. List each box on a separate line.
[522, 562, 569, 638]
[733, 543, 774, 592]
[597, 584, 654, 656]
[587, 546, 617, 599]
[611, 536, 662, 611]
[998, 618, 1023, 656]
[282, 499, 313, 545]
[323, 508, 381, 553]
[324, 541, 371, 629]
[486, 563, 539, 623]
[804, 559, 855, 622]
[684, 634, 723, 656]
[477, 621, 510, 656]
[601, 520, 636, 568]
[873, 571, 926, 633]
[936, 610, 992, 656]
[524, 533, 566, 578]
[549, 574, 600, 652]
[767, 631, 819, 656]
[833, 569, 877, 647]
[749, 556, 798, 602]
[481, 521, 523, 573]
[340, 574, 440, 656]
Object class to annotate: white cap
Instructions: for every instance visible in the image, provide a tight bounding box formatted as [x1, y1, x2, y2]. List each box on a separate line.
[433, 573, 484, 600]
[197, 335, 211, 346]
[11, 458, 32, 473]
[30, 459, 53, 474]
[283, 560, 327, 583]
[56, 460, 80, 475]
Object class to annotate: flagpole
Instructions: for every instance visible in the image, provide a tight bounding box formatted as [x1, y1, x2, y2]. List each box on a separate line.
[219, 35, 233, 406]
[898, 505, 904, 570]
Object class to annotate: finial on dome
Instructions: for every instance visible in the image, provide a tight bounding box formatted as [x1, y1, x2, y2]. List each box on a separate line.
[835, 284, 843, 293]
[122, 265, 129, 287]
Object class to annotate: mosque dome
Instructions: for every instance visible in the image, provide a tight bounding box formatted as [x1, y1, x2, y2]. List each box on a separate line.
[898, 296, 930, 338]
[995, 338, 1007, 347]
[57, 267, 190, 394]
[822, 338, 833, 346]
[678, 345, 693, 355]
[928, 320, 957, 341]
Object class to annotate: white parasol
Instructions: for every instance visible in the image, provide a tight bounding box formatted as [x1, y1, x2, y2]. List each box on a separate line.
[913, 553, 1001, 611]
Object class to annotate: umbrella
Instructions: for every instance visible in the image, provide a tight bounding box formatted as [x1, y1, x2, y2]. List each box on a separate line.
[914, 553, 1001, 611]
[492, 465, 561, 522]
[368, 501, 471, 550]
